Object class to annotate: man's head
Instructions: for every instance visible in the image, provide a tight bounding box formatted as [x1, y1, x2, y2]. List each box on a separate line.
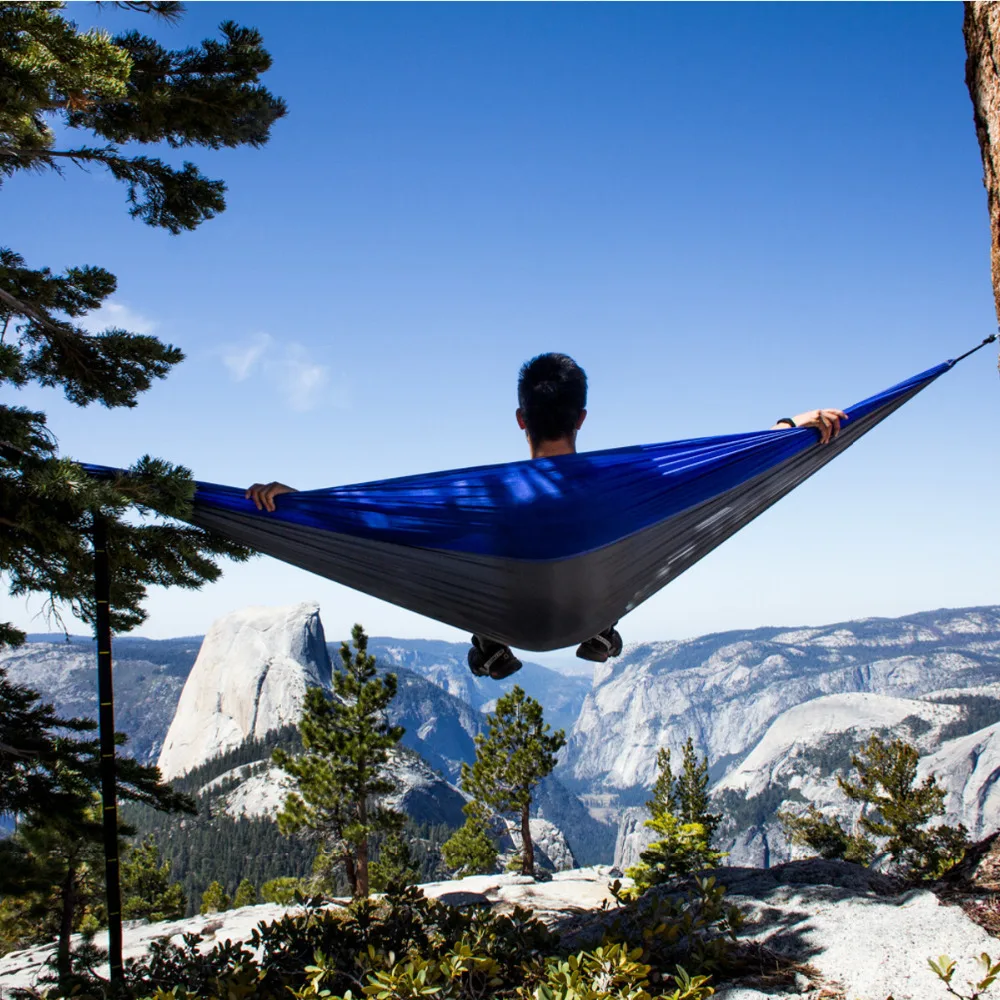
[516, 353, 587, 452]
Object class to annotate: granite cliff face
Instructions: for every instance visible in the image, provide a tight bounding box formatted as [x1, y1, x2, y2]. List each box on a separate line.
[919, 719, 1000, 839]
[566, 606, 1000, 792]
[158, 603, 333, 780]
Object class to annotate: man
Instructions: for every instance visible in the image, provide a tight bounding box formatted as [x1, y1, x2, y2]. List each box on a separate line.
[247, 352, 847, 681]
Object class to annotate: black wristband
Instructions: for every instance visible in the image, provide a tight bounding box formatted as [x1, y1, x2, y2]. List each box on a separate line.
[775, 417, 796, 428]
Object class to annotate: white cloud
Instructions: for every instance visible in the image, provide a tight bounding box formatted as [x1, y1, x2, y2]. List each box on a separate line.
[221, 332, 273, 382]
[80, 300, 157, 335]
[218, 334, 337, 412]
[276, 344, 330, 413]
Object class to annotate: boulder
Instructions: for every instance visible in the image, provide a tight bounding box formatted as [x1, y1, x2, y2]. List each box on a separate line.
[713, 859, 997, 1000]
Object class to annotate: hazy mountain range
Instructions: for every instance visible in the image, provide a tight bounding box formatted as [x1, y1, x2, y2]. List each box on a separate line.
[4, 603, 999, 873]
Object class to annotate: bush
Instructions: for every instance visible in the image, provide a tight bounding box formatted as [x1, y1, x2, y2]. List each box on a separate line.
[928, 952, 1000, 1000]
[441, 804, 498, 877]
[260, 877, 308, 905]
[233, 879, 258, 908]
[625, 815, 726, 894]
[625, 742, 726, 893]
[779, 805, 876, 866]
[199, 880, 231, 915]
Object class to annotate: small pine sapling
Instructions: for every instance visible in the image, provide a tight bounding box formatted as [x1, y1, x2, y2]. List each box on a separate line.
[626, 739, 726, 893]
[460, 686, 565, 877]
[441, 801, 499, 877]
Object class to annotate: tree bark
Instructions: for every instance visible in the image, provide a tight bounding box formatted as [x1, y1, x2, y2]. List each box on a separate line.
[356, 799, 369, 898]
[343, 852, 357, 897]
[57, 861, 77, 988]
[520, 803, 534, 876]
[964, 2, 1000, 334]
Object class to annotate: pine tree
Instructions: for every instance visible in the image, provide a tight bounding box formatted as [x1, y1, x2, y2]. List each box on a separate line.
[369, 834, 419, 892]
[273, 624, 406, 898]
[839, 734, 968, 877]
[1, 2, 285, 651]
[0, 805, 105, 964]
[0, 665, 97, 818]
[441, 801, 499, 877]
[461, 686, 565, 877]
[646, 747, 679, 820]
[260, 877, 305, 905]
[199, 880, 231, 915]
[120, 835, 186, 922]
[779, 805, 876, 866]
[626, 740, 725, 892]
[233, 878, 257, 908]
[675, 738, 721, 841]
[779, 735, 968, 879]
[0, 744, 194, 984]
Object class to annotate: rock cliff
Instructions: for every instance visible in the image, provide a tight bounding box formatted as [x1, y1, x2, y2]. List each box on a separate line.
[157, 603, 332, 780]
[566, 605, 1000, 791]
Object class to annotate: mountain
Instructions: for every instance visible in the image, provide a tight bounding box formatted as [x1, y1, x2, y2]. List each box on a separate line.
[388, 666, 483, 782]
[12, 603, 999, 877]
[615, 687, 1000, 870]
[364, 637, 591, 734]
[564, 606, 1000, 795]
[2, 610, 609, 865]
[0, 633, 202, 763]
[918, 719, 1000, 840]
[211, 748, 470, 830]
[158, 603, 332, 780]
[1, 630, 582, 772]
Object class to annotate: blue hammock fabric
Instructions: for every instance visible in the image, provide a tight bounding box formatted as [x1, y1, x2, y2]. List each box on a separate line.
[86, 359, 953, 651]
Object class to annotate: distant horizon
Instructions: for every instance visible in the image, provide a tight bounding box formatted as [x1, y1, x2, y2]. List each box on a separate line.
[16, 600, 999, 679]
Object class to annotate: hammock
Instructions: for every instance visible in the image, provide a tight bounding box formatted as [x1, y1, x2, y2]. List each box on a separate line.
[85, 344, 991, 651]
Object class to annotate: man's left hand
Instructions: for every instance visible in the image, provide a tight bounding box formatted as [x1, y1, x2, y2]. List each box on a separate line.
[787, 408, 848, 444]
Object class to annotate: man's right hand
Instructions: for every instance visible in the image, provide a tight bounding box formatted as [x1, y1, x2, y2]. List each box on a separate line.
[245, 482, 296, 512]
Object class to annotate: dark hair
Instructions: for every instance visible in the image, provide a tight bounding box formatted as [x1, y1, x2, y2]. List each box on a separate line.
[517, 353, 588, 444]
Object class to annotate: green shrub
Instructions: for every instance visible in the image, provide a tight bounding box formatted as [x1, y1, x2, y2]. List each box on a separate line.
[121, 836, 188, 923]
[199, 880, 231, 915]
[626, 815, 726, 893]
[778, 805, 876, 866]
[233, 879, 258, 908]
[34, 873, 737, 1000]
[625, 742, 726, 893]
[369, 834, 420, 893]
[928, 952, 1000, 1000]
[441, 803, 498, 877]
[260, 877, 308, 905]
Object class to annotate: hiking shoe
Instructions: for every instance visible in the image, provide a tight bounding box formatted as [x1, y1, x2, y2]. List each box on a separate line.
[576, 624, 623, 663]
[468, 634, 523, 680]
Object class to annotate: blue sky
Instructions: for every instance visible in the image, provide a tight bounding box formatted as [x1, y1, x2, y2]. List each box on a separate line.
[4, 2, 998, 661]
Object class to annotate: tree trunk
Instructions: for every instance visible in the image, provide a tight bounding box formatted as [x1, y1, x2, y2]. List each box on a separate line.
[355, 799, 369, 898]
[520, 802, 534, 876]
[57, 861, 77, 988]
[343, 852, 357, 897]
[964, 2, 1000, 334]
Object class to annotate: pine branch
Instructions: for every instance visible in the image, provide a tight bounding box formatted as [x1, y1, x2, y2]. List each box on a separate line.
[0, 286, 64, 334]
[102, 1, 186, 20]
